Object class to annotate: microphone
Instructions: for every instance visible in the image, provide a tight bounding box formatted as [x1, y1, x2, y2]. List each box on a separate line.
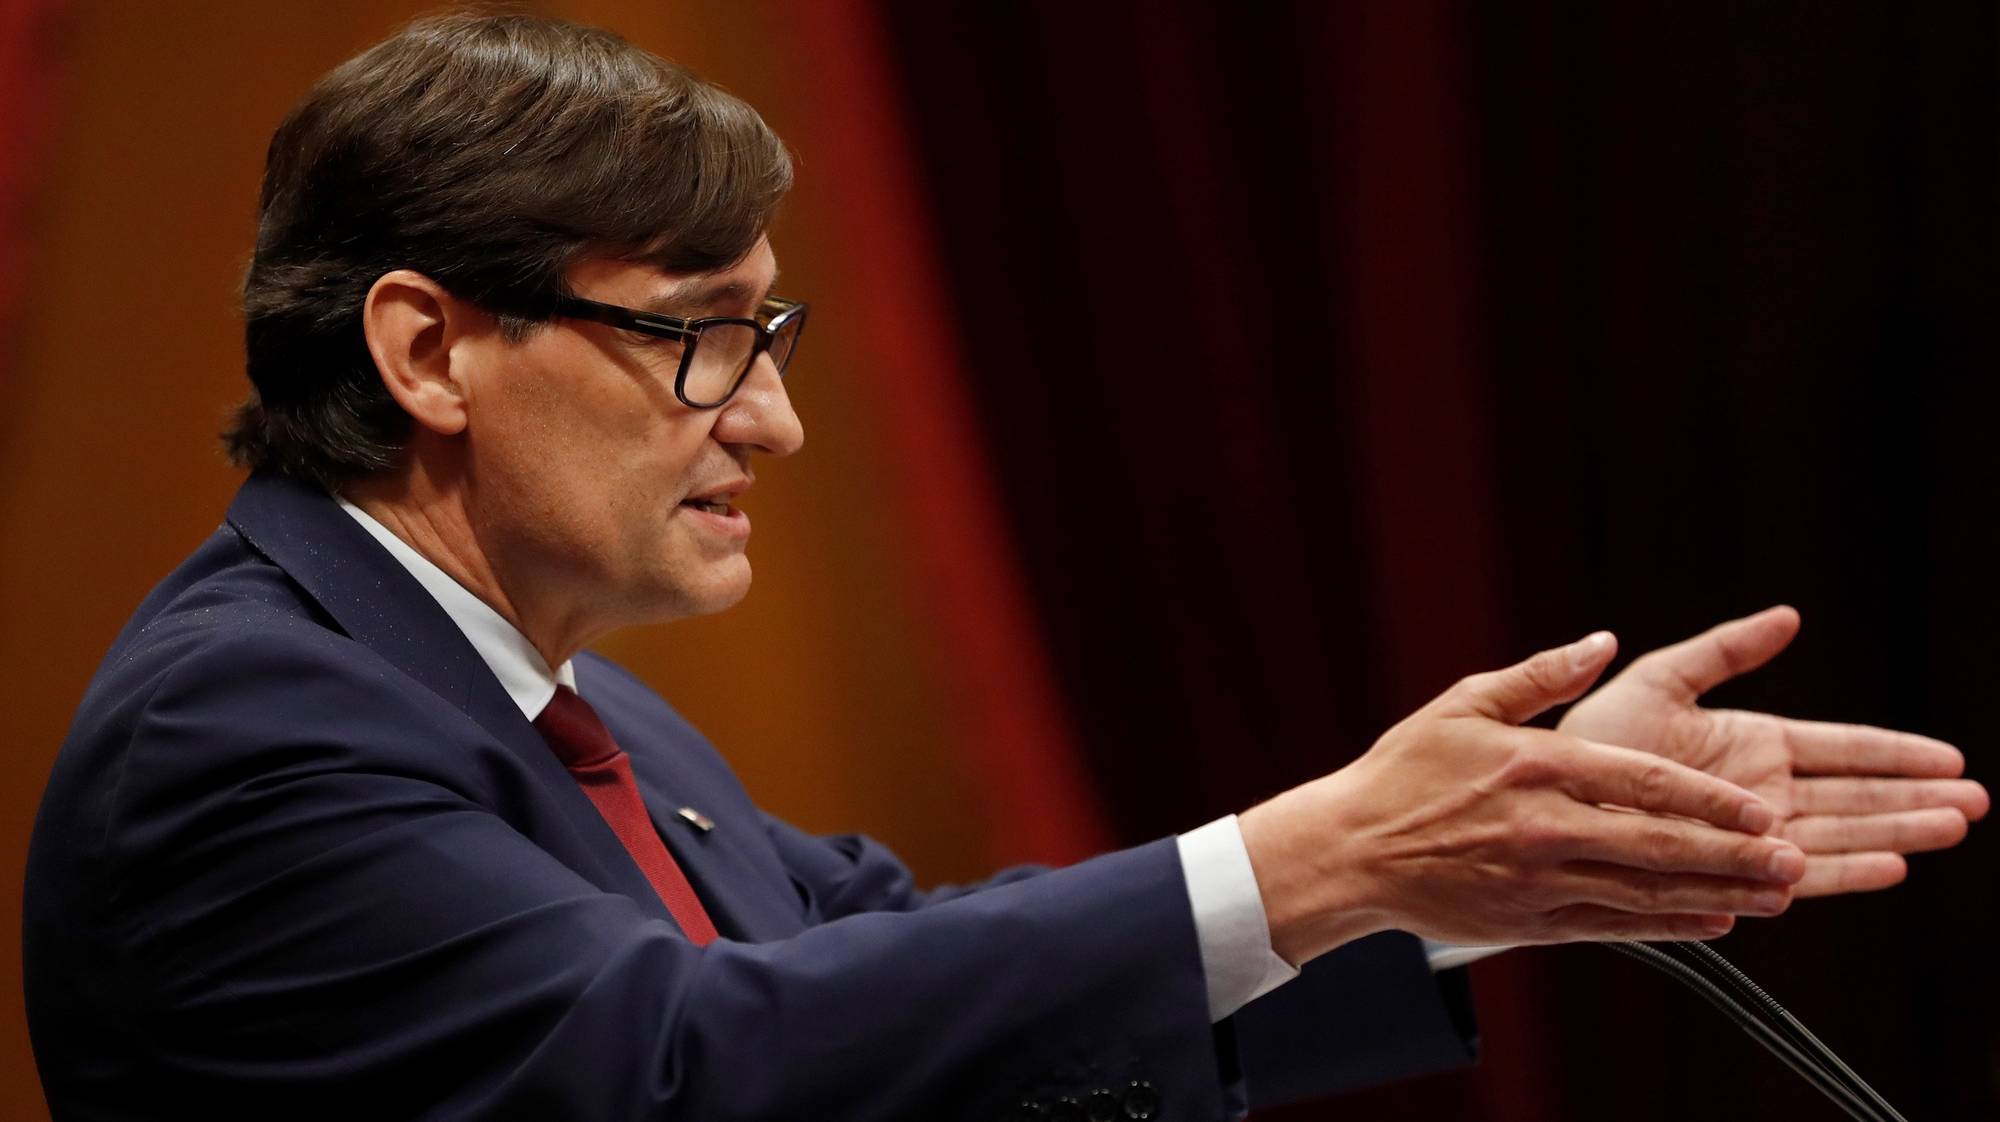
[1602, 939, 1907, 1122]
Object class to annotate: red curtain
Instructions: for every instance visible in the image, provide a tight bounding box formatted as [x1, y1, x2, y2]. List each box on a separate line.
[778, 3, 1112, 865]
[0, 0, 61, 340]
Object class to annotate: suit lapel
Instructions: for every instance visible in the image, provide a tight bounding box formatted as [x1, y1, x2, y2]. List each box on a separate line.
[224, 472, 674, 922]
[592, 695, 806, 943]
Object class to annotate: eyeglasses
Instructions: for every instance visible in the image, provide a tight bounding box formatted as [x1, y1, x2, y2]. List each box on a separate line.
[547, 293, 809, 408]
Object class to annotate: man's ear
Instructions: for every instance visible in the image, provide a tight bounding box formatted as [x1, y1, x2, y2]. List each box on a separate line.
[361, 269, 477, 437]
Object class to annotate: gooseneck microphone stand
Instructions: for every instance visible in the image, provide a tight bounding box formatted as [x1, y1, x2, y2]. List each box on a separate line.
[1603, 939, 1909, 1122]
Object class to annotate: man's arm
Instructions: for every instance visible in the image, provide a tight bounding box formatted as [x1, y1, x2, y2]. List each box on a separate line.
[56, 625, 1244, 1121]
[749, 633, 1808, 1110]
[44, 625, 1820, 1120]
[757, 813, 1482, 1110]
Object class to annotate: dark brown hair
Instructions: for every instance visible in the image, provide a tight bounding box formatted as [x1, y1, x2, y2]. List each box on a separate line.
[224, 10, 793, 488]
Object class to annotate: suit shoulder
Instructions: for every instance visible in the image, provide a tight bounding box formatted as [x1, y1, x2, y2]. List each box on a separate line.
[85, 559, 382, 729]
[36, 544, 475, 919]
[67, 543, 466, 808]
[98, 526, 336, 674]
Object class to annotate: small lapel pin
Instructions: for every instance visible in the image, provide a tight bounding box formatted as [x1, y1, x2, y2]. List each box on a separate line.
[676, 806, 715, 834]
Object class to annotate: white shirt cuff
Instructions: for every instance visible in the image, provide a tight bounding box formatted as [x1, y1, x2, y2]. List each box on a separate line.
[1176, 814, 1301, 1021]
[1178, 816, 1513, 1021]
[1422, 940, 1510, 971]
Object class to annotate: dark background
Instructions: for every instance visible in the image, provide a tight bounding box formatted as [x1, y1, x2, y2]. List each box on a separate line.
[883, 2, 1997, 1119]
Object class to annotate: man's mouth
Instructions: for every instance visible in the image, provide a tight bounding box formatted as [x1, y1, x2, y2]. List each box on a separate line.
[681, 477, 751, 521]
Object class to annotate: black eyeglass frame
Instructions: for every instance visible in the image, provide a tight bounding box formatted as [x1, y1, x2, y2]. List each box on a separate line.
[546, 293, 809, 409]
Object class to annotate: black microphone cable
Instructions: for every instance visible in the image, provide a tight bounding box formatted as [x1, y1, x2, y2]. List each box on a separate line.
[1667, 938, 1905, 1122]
[1602, 940, 1908, 1122]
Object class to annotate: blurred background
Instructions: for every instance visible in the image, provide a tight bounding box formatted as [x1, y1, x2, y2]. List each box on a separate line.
[2, 1, 1993, 1118]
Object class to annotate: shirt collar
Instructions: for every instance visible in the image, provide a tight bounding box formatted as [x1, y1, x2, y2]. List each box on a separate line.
[336, 498, 576, 720]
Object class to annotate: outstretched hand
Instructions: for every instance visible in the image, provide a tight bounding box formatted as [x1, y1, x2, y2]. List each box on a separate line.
[1242, 632, 1804, 965]
[1558, 606, 1989, 897]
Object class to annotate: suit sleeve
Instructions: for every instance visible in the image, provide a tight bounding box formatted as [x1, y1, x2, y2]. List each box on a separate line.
[756, 814, 1049, 919]
[1228, 934, 1479, 1109]
[94, 629, 1229, 1122]
[759, 811, 1480, 1109]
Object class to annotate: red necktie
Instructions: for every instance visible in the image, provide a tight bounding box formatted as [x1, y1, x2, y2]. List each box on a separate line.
[533, 685, 720, 945]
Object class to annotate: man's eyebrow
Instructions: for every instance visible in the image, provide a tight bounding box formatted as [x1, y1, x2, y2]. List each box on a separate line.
[641, 268, 781, 317]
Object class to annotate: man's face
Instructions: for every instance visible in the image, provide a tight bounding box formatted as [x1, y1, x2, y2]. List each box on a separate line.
[455, 237, 802, 637]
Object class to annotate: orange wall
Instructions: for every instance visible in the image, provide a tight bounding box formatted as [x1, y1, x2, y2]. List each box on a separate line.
[1, 2, 1037, 1110]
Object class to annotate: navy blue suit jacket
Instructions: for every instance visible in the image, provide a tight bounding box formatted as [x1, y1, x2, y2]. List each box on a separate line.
[25, 472, 1475, 1119]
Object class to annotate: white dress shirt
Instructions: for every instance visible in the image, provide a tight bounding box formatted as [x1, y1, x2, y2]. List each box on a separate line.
[338, 498, 1502, 1025]
[338, 498, 575, 717]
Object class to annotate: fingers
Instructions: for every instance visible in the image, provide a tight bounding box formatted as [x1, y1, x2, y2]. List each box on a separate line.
[1776, 717, 1968, 779]
[1624, 605, 1801, 702]
[1449, 632, 1620, 725]
[1782, 808, 1969, 854]
[1789, 776, 1990, 819]
[1532, 905, 1736, 944]
[1556, 862, 1793, 918]
[1548, 802, 1803, 880]
[1554, 738, 1777, 833]
[1794, 853, 1907, 898]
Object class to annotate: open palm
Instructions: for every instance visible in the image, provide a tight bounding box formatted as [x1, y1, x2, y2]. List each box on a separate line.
[1557, 606, 1988, 897]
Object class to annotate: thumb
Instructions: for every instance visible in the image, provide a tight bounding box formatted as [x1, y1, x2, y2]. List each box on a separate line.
[1628, 604, 1800, 702]
[1448, 631, 1619, 725]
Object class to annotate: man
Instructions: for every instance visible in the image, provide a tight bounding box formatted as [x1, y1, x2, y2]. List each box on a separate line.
[23, 13, 1985, 1121]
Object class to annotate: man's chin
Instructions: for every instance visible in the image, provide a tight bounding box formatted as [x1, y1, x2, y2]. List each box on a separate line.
[655, 559, 753, 621]
[686, 582, 751, 618]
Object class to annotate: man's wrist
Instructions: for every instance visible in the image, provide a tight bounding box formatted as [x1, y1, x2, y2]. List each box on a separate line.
[1176, 815, 1300, 1021]
[1237, 780, 1391, 966]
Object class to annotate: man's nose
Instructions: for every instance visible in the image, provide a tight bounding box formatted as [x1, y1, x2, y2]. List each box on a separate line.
[715, 351, 804, 456]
